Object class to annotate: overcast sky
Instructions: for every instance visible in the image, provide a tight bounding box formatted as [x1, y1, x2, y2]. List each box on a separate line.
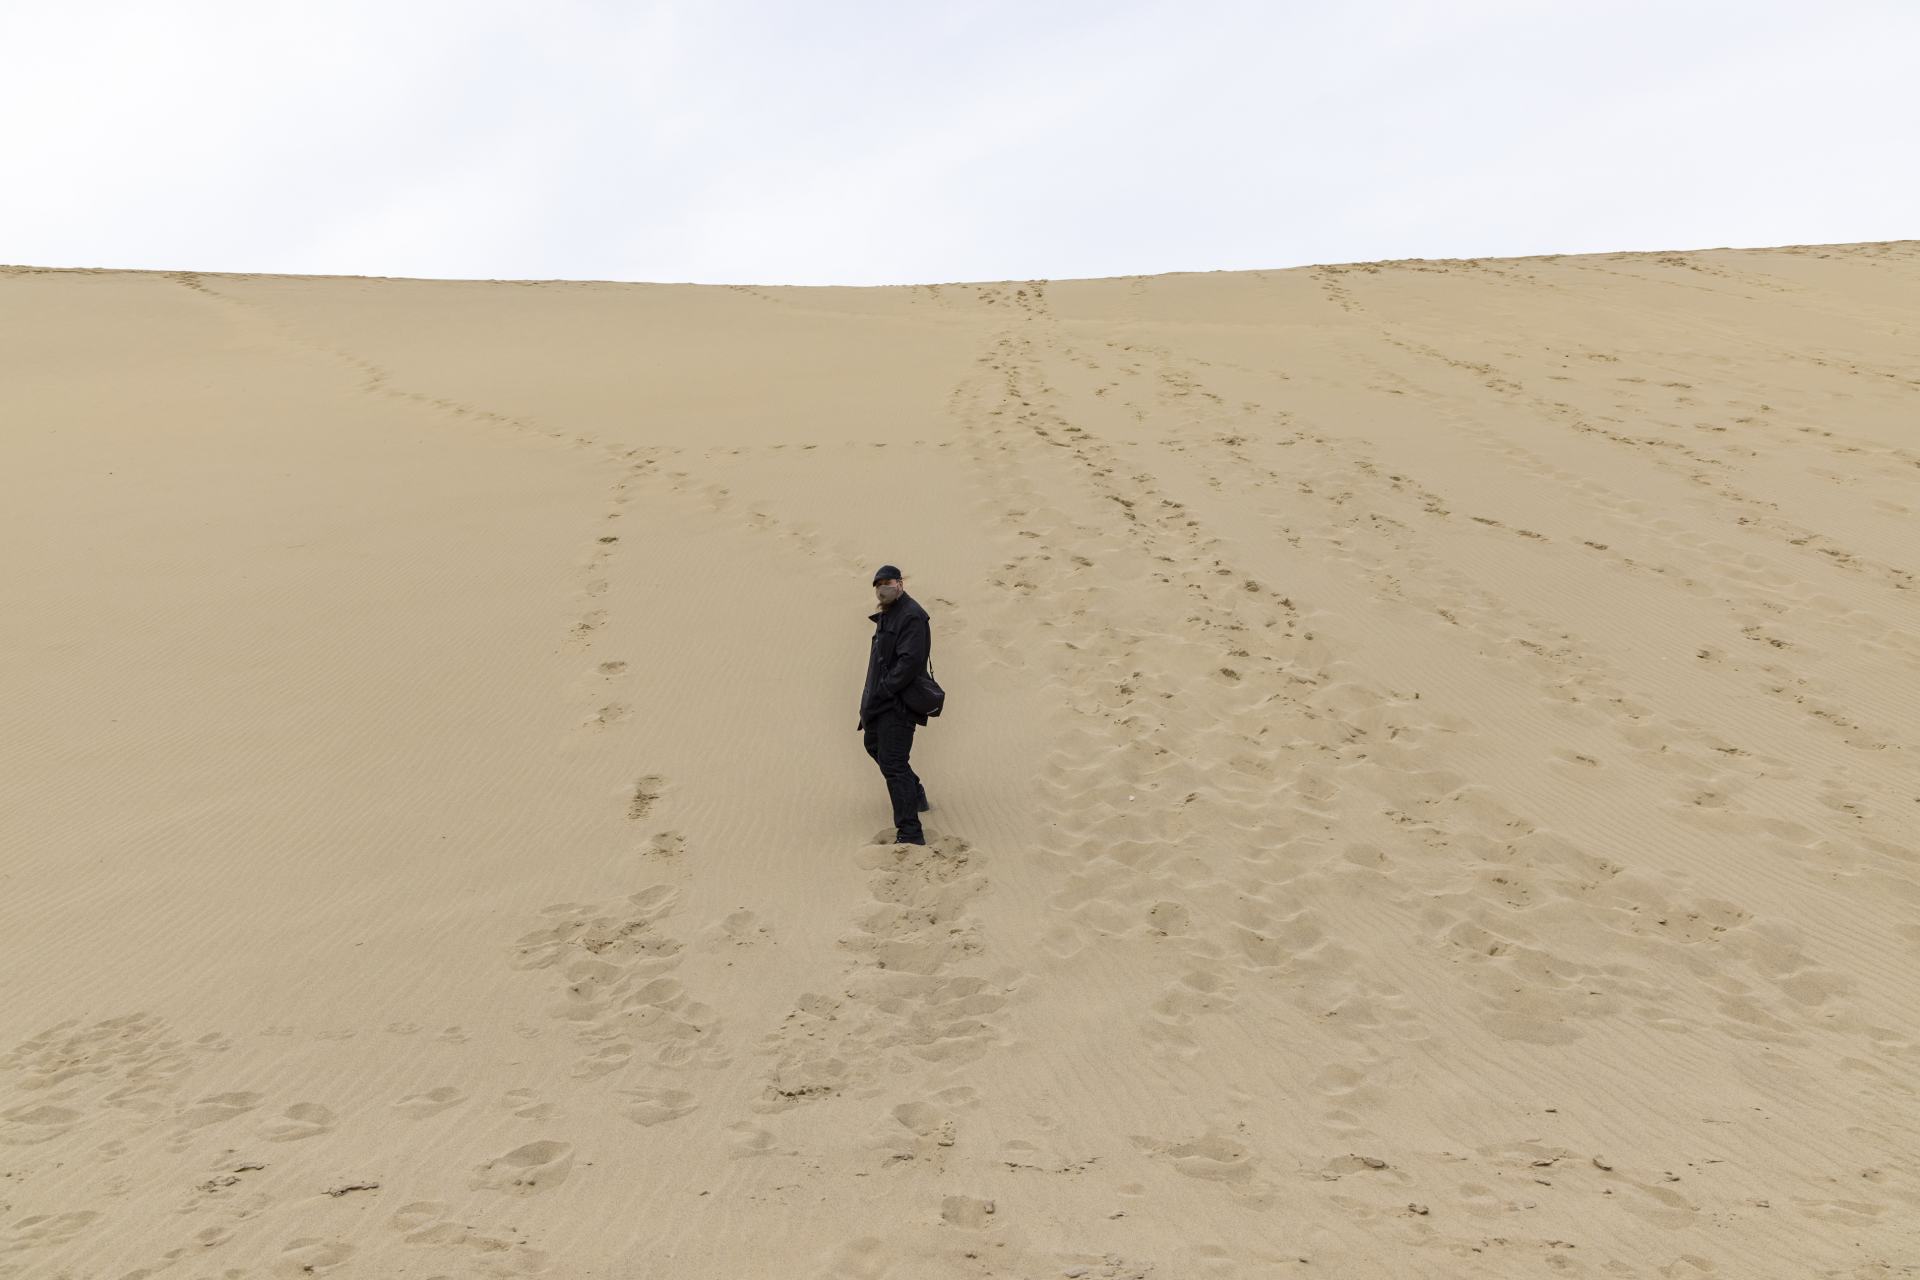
[4, 0, 1915, 285]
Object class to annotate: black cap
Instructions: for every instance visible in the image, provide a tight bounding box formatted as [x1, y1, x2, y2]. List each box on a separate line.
[872, 564, 903, 583]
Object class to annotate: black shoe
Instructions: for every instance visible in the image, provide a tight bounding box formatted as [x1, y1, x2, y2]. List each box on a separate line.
[896, 833, 927, 846]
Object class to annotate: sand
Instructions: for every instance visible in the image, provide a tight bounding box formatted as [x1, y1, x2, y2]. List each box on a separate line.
[2, 243, 1916, 1278]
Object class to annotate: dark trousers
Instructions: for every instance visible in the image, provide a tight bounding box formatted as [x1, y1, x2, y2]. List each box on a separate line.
[862, 707, 926, 843]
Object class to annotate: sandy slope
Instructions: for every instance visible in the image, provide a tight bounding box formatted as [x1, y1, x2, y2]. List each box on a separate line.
[2, 243, 1916, 1278]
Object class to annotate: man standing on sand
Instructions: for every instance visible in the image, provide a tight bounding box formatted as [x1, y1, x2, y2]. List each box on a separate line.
[858, 565, 932, 846]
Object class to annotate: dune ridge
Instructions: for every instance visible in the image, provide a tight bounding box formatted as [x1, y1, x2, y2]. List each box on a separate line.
[2, 242, 1917, 1277]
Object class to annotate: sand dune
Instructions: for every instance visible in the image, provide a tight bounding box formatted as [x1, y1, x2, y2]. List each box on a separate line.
[2, 243, 1917, 1277]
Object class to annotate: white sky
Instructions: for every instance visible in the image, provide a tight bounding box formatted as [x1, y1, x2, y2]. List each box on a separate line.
[3, 0, 1916, 285]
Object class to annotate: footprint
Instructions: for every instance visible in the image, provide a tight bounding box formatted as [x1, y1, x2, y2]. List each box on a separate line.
[999, 1136, 1094, 1174]
[389, 1199, 452, 1240]
[276, 1238, 353, 1276]
[0, 1102, 83, 1145]
[472, 1140, 574, 1193]
[892, 1100, 957, 1151]
[620, 1087, 696, 1127]
[761, 1051, 849, 1109]
[572, 1043, 632, 1079]
[1, 1211, 99, 1251]
[502, 1088, 560, 1122]
[704, 908, 769, 946]
[566, 610, 608, 647]
[1323, 1152, 1400, 1177]
[628, 884, 679, 919]
[817, 1237, 894, 1280]
[726, 1122, 776, 1157]
[585, 702, 631, 729]
[941, 1195, 996, 1228]
[178, 1091, 264, 1130]
[642, 830, 686, 860]
[1132, 1133, 1260, 1184]
[1146, 901, 1192, 935]
[386, 1199, 490, 1249]
[627, 775, 666, 820]
[1167, 1135, 1256, 1182]
[392, 1086, 466, 1119]
[385, 1197, 549, 1271]
[260, 1103, 335, 1142]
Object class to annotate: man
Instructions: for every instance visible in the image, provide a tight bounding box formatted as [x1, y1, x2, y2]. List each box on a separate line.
[858, 565, 932, 846]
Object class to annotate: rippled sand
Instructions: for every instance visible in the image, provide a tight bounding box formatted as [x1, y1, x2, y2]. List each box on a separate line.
[3, 243, 1917, 1277]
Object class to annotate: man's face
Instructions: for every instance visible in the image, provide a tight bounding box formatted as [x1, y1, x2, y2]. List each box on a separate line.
[874, 578, 903, 606]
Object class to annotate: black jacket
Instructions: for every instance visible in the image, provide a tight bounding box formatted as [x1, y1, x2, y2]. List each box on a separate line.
[859, 592, 931, 728]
